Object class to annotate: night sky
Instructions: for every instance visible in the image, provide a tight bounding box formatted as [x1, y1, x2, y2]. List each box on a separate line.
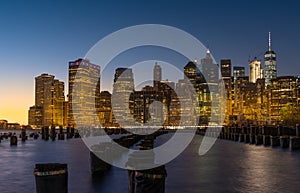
[0, 0, 299, 124]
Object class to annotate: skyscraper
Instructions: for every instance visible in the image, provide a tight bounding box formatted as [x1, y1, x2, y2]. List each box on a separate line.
[53, 80, 65, 126]
[232, 66, 246, 123]
[28, 106, 43, 128]
[29, 73, 65, 127]
[268, 76, 299, 124]
[200, 49, 217, 83]
[200, 49, 219, 125]
[98, 91, 113, 127]
[112, 68, 135, 127]
[68, 58, 100, 128]
[264, 32, 277, 87]
[35, 73, 55, 126]
[220, 59, 231, 78]
[249, 58, 263, 83]
[233, 66, 245, 80]
[131, 86, 163, 125]
[220, 59, 232, 125]
[153, 62, 162, 90]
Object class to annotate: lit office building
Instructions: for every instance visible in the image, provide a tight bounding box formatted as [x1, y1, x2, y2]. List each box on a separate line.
[264, 32, 277, 87]
[68, 58, 100, 128]
[230, 76, 249, 125]
[53, 80, 65, 126]
[112, 68, 135, 127]
[249, 58, 263, 83]
[131, 86, 164, 125]
[28, 106, 43, 128]
[233, 66, 245, 80]
[153, 62, 162, 90]
[174, 78, 197, 126]
[268, 76, 299, 124]
[98, 91, 113, 127]
[35, 73, 54, 126]
[200, 49, 219, 125]
[220, 59, 232, 124]
[30, 73, 65, 127]
[160, 80, 176, 126]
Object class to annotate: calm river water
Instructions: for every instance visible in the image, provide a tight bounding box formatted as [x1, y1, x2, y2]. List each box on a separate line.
[0, 131, 299, 193]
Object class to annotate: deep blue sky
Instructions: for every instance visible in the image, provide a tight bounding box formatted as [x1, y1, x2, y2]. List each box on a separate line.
[0, 0, 300, 123]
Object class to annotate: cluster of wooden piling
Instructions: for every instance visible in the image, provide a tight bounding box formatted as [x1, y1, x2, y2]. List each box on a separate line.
[127, 133, 167, 193]
[41, 126, 79, 141]
[0, 129, 39, 145]
[0, 126, 82, 146]
[197, 124, 300, 151]
[90, 129, 168, 175]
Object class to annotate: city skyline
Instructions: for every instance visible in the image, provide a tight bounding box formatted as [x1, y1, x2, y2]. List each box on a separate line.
[19, 42, 300, 128]
[2, 36, 299, 125]
[1, 0, 300, 124]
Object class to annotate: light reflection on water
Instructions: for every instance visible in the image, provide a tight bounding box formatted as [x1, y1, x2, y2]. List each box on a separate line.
[0, 132, 300, 193]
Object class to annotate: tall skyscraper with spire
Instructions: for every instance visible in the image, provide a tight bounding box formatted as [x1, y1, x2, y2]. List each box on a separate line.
[264, 32, 277, 87]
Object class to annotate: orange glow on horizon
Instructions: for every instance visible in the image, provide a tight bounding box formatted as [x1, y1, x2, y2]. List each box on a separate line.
[0, 89, 34, 125]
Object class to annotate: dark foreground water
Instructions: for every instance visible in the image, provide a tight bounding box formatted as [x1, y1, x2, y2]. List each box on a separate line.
[1, 131, 300, 193]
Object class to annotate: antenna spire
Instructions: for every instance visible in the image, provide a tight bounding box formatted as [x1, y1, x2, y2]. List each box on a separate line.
[268, 32, 271, 51]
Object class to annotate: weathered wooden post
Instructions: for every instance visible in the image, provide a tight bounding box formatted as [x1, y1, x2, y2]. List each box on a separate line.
[263, 135, 271, 146]
[42, 126, 49, 140]
[280, 136, 290, 148]
[250, 134, 256, 144]
[10, 135, 17, 145]
[244, 134, 250, 143]
[34, 163, 68, 193]
[58, 126, 65, 140]
[290, 136, 300, 151]
[90, 143, 112, 175]
[296, 124, 300, 137]
[255, 135, 263, 145]
[21, 129, 27, 142]
[271, 136, 280, 147]
[34, 132, 39, 140]
[277, 125, 282, 136]
[239, 133, 245, 142]
[50, 126, 56, 141]
[127, 141, 167, 193]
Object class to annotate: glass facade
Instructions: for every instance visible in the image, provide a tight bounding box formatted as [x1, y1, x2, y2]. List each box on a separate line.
[68, 59, 100, 128]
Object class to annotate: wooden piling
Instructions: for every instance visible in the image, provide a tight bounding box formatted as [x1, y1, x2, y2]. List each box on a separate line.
[263, 135, 271, 146]
[280, 136, 290, 148]
[10, 136, 17, 145]
[244, 134, 250, 143]
[239, 134, 245, 142]
[21, 129, 27, 142]
[290, 136, 300, 151]
[34, 163, 68, 193]
[296, 124, 300, 137]
[270, 136, 280, 147]
[255, 135, 263, 145]
[249, 134, 256, 144]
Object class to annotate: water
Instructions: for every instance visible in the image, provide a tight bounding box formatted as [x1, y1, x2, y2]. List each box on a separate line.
[0, 131, 300, 193]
